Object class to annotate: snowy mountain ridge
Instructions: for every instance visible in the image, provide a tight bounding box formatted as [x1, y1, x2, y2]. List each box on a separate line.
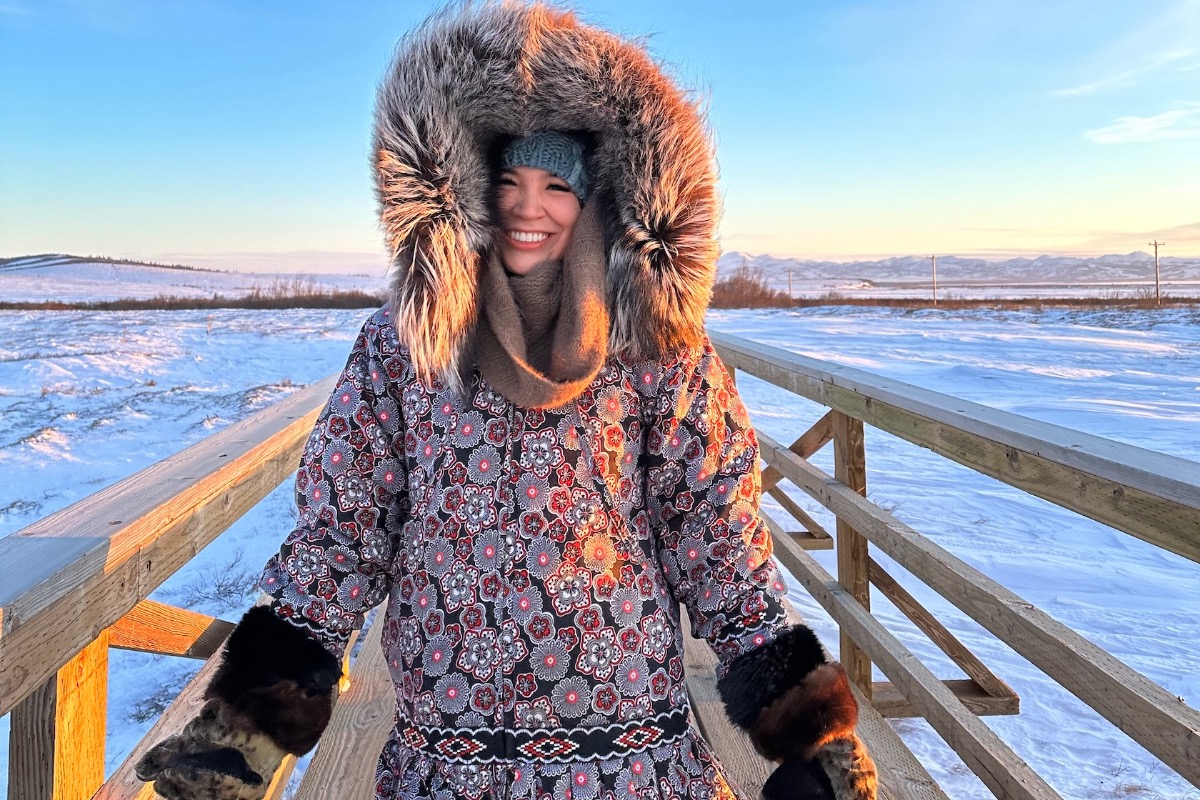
[717, 250, 1200, 284]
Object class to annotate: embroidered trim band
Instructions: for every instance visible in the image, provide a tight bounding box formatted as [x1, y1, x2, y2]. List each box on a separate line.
[398, 706, 690, 763]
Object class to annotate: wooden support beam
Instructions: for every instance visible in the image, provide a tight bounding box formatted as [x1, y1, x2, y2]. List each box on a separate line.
[868, 558, 1014, 702]
[871, 680, 1019, 719]
[109, 599, 234, 659]
[294, 620, 393, 800]
[832, 411, 872, 698]
[765, 485, 832, 543]
[761, 509, 833, 552]
[760, 411, 834, 491]
[9, 631, 109, 800]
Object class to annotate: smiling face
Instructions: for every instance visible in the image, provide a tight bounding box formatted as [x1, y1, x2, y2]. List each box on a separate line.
[494, 165, 582, 275]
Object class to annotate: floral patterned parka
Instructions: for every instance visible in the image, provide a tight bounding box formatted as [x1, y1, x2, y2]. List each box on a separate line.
[262, 307, 792, 800]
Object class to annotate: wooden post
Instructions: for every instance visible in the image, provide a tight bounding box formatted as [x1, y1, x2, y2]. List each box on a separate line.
[931, 255, 938, 307]
[832, 411, 871, 697]
[1148, 240, 1164, 306]
[9, 631, 109, 800]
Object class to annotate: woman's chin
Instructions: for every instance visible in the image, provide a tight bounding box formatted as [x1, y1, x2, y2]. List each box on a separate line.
[501, 248, 550, 276]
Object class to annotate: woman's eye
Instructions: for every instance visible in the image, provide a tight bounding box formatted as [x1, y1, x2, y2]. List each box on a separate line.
[497, 175, 517, 186]
[548, 183, 571, 192]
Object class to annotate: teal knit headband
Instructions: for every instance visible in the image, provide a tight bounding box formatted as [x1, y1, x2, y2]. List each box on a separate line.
[501, 131, 590, 203]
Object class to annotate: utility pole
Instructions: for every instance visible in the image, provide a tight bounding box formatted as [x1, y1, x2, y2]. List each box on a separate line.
[788, 269, 793, 297]
[1148, 241, 1165, 306]
[930, 255, 938, 307]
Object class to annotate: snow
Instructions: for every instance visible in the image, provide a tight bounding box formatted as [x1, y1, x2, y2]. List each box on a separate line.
[1, 301, 1198, 800]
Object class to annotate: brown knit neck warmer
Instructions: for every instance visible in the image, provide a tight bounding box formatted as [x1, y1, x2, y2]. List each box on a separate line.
[475, 202, 608, 409]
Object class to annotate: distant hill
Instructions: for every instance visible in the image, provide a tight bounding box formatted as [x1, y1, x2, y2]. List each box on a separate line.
[0, 254, 210, 273]
[0, 254, 387, 304]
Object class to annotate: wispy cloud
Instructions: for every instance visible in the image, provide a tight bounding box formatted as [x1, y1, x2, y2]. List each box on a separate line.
[1055, 0, 1200, 96]
[1085, 102, 1200, 144]
[1056, 48, 1196, 96]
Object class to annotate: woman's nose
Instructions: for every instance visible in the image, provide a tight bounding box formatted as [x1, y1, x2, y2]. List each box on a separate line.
[511, 189, 542, 218]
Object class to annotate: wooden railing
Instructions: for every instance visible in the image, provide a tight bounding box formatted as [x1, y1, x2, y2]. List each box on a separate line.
[0, 377, 336, 800]
[0, 332, 1196, 800]
[710, 331, 1200, 800]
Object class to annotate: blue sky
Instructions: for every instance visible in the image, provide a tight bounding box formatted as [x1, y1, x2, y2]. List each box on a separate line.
[2, 0, 1198, 272]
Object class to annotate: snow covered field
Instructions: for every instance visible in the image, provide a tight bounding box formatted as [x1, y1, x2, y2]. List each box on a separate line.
[1, 304, 1198, 799]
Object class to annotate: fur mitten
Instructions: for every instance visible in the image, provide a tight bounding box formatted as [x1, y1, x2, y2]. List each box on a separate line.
[134, 698, 286, 800]
[718, 625, 877, 800]
[136, 606, 342, 799]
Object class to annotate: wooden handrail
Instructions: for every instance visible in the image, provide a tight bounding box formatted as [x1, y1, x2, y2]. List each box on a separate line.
[0, 375, 335, 717]
[712, 332, 1200, 562]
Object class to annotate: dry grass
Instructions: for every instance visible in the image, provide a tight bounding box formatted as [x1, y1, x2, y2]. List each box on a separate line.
[708, 266, 1199, 310]
[710, 265, 796, 308]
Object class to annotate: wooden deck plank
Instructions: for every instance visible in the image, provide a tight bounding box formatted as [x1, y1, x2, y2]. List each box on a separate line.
[682, 610, 950, 800]
[294, 618, 394, 800]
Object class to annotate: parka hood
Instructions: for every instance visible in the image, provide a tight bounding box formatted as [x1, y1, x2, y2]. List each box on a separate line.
[374, 1, 720, 385]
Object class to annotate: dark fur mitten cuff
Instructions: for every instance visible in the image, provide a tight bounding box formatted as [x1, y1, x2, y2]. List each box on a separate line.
[205, 606, 343, 755]
[717, 625, 858, 762]
[762, 757, 836, 800]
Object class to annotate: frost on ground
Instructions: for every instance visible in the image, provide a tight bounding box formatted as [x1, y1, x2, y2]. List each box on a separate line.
[1, 305, 1198, 800]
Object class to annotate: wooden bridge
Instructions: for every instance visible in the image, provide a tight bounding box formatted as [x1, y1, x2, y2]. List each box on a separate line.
[1, 331, 1197, 800]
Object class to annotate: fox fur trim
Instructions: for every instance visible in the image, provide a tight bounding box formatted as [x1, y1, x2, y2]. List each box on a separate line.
[374, 2, 720, 387]
[718, 625, 859, 762]
[205, 606, 342, 755]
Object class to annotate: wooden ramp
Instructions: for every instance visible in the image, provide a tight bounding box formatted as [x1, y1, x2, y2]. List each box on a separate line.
[293, 618, 394, 800]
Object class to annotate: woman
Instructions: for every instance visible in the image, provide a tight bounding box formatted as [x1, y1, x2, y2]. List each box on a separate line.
[136, 5, 876, 800]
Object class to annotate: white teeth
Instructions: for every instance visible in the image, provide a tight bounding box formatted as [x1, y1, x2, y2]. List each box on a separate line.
[509, 231, 550, 243]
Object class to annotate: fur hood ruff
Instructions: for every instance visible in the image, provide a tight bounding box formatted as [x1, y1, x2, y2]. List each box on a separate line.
[374, 2, 720, 386]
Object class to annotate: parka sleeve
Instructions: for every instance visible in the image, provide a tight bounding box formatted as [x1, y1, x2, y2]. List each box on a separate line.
[645, 339, 873, 797]
[259, 310, 409, 657]
[643, 337, 791, 669]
